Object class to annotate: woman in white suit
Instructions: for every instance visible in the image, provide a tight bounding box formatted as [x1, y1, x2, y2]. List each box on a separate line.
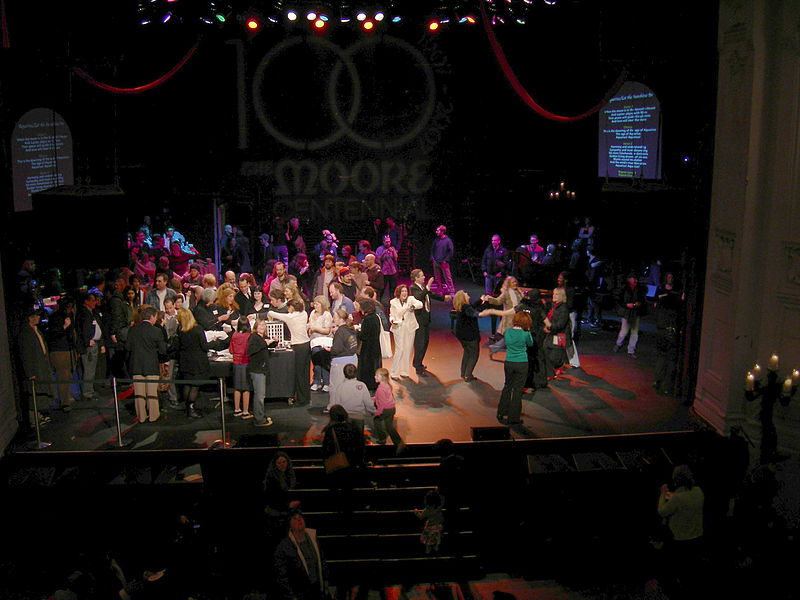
[389, 284, 423, 379]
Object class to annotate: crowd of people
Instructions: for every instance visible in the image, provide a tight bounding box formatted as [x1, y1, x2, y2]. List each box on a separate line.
[13, 213, 684, 439]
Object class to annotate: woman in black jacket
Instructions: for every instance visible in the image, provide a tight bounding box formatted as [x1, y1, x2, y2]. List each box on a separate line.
[354, 298, 382, 393]
[176, 308, 210, 417]
[247, 317, 278, 426]
[544, 287, 571, 379]
[452, 290, 481, 381]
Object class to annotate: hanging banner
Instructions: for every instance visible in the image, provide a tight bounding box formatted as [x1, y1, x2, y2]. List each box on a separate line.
[11, 108, 74, 212]
[598, 81, 662, 180]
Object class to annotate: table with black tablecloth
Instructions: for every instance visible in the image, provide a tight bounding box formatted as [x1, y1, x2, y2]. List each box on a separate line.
[209, 348, 295, 399]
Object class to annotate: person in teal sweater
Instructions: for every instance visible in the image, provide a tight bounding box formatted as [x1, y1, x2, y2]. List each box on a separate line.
[491, 311, 533, 425]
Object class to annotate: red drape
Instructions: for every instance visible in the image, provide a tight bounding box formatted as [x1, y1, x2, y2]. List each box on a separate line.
[72, 41, 199, 94]
[480, 4, 626, 122]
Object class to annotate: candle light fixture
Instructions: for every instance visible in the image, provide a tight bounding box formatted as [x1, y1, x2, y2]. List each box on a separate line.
[744, 355, 798, 464]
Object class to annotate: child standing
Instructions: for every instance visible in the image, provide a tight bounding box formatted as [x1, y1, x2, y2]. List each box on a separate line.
[372, 368, 405, 453]
[415, 489, 445, 554]
[229, 317, 253, 419]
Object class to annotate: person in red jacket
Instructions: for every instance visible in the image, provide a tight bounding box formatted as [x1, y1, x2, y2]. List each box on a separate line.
[228, 317, 253, 419]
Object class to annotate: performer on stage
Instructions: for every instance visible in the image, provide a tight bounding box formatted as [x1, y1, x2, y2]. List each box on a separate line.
[409, 269, 451, 377]
[389, 284, 423, 380]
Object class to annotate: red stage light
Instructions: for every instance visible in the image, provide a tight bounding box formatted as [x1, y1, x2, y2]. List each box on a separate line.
[313, 18, 327, 31]
[245, 17, 261, 32]
[427, 20, 440, 33]
[465, 15, 476, 24]
[361, 19, 375, 32]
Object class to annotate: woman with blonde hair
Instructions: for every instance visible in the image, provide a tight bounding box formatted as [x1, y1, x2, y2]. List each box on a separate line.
[389, 284, 423, 380]
[176, 307, 209, 418]
[308, 295, 333, 391]
[452, 289, 482, 381]
[482, 275, 522, 358]
[268, 299, 311, 406]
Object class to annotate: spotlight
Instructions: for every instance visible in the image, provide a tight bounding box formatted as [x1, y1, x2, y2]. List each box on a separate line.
[458, 14, 477, 24]
[306, 11, 317, 20]
[356, 11, 367, 21]
[361, 19, 375, 33]
[287, 10, 298, 21]
[374, 11, 384, 21]
[391, 15, 402, 22]
[162, 12, 172, 23]
[543, 0, 557, 5]
[245, 16, 261, 32]
[427, 19, 440, 33]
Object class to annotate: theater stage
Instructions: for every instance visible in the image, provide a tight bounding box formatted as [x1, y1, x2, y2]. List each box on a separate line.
[12, 280, 695, 453]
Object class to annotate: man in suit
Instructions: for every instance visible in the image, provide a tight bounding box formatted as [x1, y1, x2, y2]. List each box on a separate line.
[76, 292, 105, 401]
[234, 274, 254, 316]
[409, 269, 451, 377]
[126, 305, 167, 423]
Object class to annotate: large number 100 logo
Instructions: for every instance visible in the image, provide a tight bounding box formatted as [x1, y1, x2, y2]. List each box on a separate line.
[252, 35, 437, 151]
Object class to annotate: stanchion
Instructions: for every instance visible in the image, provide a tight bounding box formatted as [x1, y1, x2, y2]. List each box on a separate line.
[111, 377, 132, 448]
[30, 378, 51, 449]
[210, 377, 232, 449]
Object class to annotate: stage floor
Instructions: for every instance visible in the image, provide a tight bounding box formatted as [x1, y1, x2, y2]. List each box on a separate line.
[14, 278, 695, 453]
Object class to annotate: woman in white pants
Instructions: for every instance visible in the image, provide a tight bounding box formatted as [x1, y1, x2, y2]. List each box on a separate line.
[389, 284, 423, 379]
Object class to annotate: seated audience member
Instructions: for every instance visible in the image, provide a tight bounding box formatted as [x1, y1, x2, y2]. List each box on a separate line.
[274, 508, 330, 600]
[168, 241, 199, 277]
[263, 451, 297, 540]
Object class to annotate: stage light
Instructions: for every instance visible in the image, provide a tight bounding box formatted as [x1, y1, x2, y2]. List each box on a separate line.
[682, 156, 690, 163]
[306, 11, 317, 20]
[162, 12, 172, 23]
[361, 19, 375, 32]
[312, 16, 328, 33]
[459, 14, 476, 24]
[427, 19, 440, 33]
[287, 10, 298, 21]
[375, 11, 384, 21]
[543, 0, 557, 5]
[516, 17, 525, 24]
[391, 15, 401, 22]
[356, 11, 367, 21]
[245, 16, 261, 32]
